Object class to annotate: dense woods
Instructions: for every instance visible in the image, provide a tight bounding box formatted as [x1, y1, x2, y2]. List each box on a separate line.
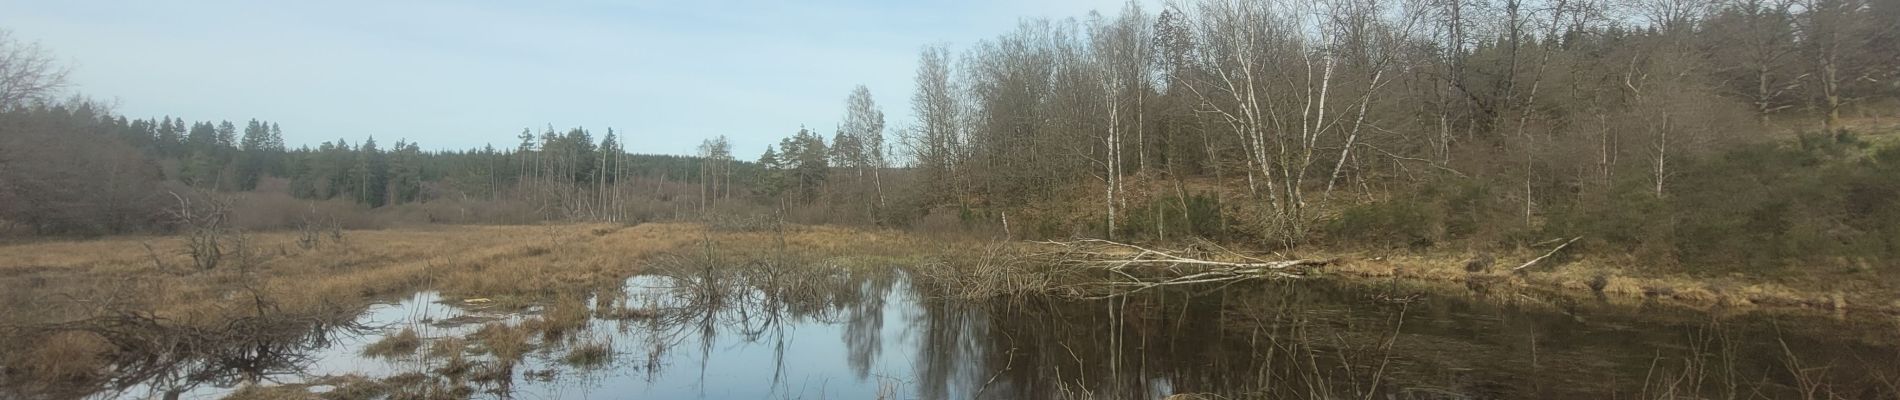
[3, 0, 1898, 272]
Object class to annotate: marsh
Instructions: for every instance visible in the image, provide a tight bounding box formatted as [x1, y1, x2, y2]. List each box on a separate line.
[4, 0, 1900, 398]
[3, 224, 1895, 399]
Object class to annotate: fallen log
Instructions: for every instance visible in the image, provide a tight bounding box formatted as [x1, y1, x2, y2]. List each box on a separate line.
[1032, 239, 1332, 271]
[1512, 236, 1582, 272]
[1029, 239, 1334, 298]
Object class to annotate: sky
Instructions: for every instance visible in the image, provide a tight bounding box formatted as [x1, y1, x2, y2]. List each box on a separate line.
[1, 0, 1156, 157]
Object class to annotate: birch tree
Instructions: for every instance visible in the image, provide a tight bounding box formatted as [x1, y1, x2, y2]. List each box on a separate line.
[841, 85, 888, 222]
[906, 45, 962, 202]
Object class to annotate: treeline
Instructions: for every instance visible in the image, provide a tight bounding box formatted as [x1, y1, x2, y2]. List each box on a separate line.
[0, 98, 763, 235]
[1, 29, 759, 236]
[0, 26, 762, 236]
[751, 0, 1899, 271]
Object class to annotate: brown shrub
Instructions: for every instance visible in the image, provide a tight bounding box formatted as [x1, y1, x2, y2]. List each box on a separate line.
[229, 193, 379, 232]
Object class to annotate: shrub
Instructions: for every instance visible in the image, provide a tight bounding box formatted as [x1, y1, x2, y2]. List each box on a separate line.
[1327, 198, 1440, 249]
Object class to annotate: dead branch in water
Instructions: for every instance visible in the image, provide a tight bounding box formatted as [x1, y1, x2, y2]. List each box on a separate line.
[1033, 239, 1332, 270]
[3, 279, 366, 397]
[1029, 239, 1334, 298]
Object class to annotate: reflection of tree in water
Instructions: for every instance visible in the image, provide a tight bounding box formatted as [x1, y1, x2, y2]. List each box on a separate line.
[910, 277, 1900, 399]
[843, 270, 896, 380]
[8, 282, 364, 400]
[36, 254, 1899, 400]
[636, 250, 902, 397]
[907, 294, 990, 400]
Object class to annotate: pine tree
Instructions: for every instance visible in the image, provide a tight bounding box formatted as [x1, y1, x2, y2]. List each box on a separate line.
[215, 121, 237, 149]
[357, 136, 387, 206]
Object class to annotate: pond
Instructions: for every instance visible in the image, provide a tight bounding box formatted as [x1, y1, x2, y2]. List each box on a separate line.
[109, 258, 1900, 399]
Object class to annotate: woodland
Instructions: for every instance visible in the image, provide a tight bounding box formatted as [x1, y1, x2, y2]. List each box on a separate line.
[3, 0, 1898, 274]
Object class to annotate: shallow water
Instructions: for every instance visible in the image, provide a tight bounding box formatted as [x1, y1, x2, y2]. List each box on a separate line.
[109, 262, 1900, 399]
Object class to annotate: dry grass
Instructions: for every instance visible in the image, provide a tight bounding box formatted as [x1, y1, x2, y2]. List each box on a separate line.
[470, 322, 531, 363]
[561, 337, 614, 367]
[0, 220, 923, 395]
[523, 295, 592, 340]
[1322, 249, 1887, 314]
[0, 222, 716, 393]
[361, 328, 422, 358]
[595, 306, 657, 320]
[4, 331, 112, 386]
[0, 222, 704, 323]
[425, 337, 468, 359]
[904, 235, 1894, 315]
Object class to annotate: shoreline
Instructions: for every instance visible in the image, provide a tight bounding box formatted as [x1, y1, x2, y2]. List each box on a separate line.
[977, 235, 1897, 317]
[1316, 252, 1897, 317]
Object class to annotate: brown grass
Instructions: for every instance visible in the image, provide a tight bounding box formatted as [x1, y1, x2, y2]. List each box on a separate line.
[595, 306, 657, 320]
[425, 336, 468, 359]
[561, 337, 614, 367]
[361, 327, 422, 358]
[0, 222, 705, 323]
[1321, 248, 1889, 314]
[0, 219, 923, 396]
[0, 222, 720, 392]
[522, 295, 592, 340]
[4, 331, 112, 387]
[471, 322, 531, 363]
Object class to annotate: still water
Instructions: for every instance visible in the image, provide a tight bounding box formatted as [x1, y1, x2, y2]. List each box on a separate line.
[121, 261, 1900, 399]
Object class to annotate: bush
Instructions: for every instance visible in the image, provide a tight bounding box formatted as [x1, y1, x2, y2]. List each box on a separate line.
[1327, 198, 1440, 249]
[1534, 133, 1900, 274]
[1118, 192, 1226, 242]
[1322, 177, 1521, 249]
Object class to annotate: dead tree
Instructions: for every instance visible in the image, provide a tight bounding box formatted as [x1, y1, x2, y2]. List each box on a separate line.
[1031, 239, 1334, 298]
[165, 191, 244, 271]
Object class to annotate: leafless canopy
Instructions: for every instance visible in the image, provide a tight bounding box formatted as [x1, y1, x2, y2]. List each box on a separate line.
[0, 29, 70, 110]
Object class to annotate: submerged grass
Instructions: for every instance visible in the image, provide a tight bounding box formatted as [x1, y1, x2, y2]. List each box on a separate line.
[561, 337, 614, 368]
[361, 327, 422, 358]
[470, 322, 531, 363]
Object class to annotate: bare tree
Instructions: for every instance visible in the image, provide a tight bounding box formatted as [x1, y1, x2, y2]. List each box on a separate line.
[0, 29, 69, 110]
[1178, 0, 1294, 219]
[165, 191, 245, 271]
[1708, 0, 1803, 124]
[842, 85, 887, 222]
[1795, 0, 1886, 132]
[906, 45, 962, 203]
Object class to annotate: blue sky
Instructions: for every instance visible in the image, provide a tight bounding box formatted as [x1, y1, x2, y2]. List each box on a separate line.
[3, 0, 1152, 156]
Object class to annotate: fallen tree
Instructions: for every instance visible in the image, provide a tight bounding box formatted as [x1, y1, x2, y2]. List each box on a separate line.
[1029, 239, 1335, 298]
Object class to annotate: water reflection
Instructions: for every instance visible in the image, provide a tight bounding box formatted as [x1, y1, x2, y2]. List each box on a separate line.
[68, 256, 1900, 399]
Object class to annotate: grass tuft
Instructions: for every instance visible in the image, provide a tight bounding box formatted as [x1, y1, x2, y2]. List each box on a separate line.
[561, 338, 614, 367]
[361, 327, 422, 358]
[470, 322, 531, 363]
